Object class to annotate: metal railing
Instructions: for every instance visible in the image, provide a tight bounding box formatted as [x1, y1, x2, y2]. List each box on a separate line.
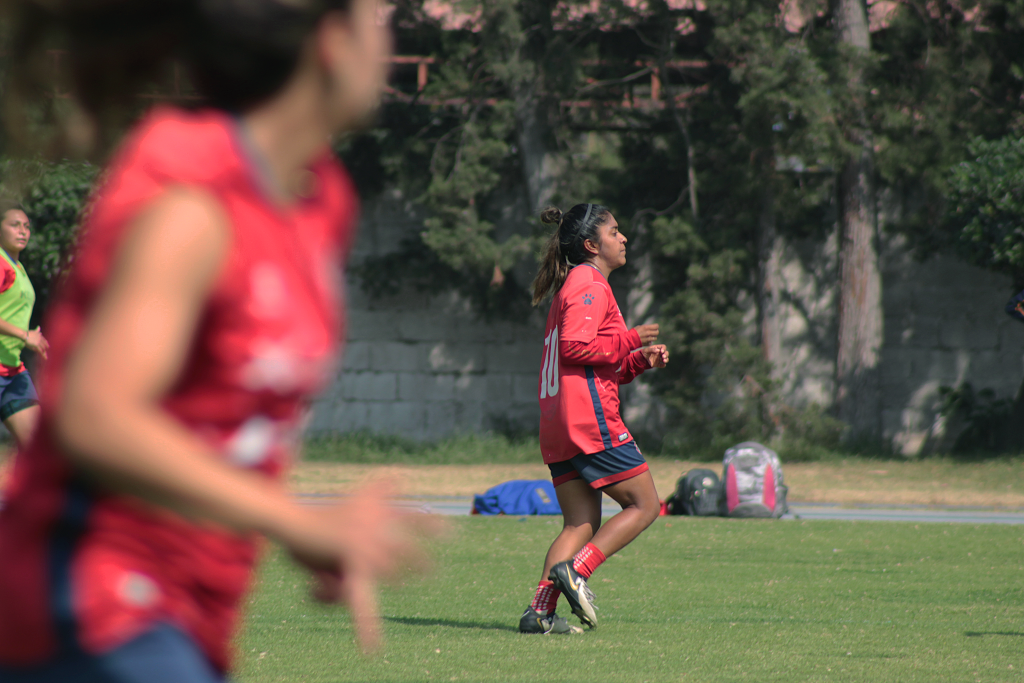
[38, 50, 707, 111]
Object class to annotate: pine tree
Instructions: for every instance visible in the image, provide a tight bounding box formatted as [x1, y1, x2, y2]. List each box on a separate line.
[833, 0, 883, 442]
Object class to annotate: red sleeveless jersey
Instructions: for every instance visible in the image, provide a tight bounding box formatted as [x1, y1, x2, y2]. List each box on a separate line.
[539, 265, 641, 463]
[0, 107, 358, 671]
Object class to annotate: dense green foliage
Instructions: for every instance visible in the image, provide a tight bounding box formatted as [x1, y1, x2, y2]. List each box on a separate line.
[2, 1, 1022, 453]
[946, 136, 1024, 278]
[235, 518, 1024, 682]
[16, 161, 99, 323]
[937, 382, 1016, 453]
[338, 0, 1024, 453]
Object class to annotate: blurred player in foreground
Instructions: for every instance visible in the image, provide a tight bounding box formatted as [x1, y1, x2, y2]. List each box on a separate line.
[0, 0, 438, 680]
[519, 204, 669, 635]
[0, 202, 48, 450]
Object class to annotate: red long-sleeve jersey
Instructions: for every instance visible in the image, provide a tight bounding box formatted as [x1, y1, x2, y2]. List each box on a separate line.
[538, 264, 649, 463]
[0, 106, 358, 671]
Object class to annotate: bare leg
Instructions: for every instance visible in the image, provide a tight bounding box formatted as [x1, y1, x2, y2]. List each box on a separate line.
[3, 404, 40, 451]
[539, 478, 602, 581]
[588, 470, 660, 558]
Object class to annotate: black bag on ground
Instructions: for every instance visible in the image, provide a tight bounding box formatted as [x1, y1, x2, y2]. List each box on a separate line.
[666, 468, 722, 516]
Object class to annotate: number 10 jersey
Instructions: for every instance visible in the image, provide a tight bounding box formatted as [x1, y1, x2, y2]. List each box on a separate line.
[538, 265, 642, 464]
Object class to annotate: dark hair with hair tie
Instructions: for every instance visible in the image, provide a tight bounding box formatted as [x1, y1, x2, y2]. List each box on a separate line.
[4, 0, 355, 154]
[531, 202, 612, 306]
[187, 0, 347, 111]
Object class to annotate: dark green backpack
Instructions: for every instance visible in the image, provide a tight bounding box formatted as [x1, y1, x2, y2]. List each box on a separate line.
[666, 468, 723, 516]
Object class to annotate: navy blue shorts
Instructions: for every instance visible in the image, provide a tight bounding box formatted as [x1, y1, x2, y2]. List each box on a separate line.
[548, 441, 649, 490]
[0, 623, 224, 683]
[0, 371, 38, 422]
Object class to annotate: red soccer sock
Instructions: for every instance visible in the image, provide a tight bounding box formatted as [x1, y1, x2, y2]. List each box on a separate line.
[572, 543, 606, 579]
[530, 580, 560, 615]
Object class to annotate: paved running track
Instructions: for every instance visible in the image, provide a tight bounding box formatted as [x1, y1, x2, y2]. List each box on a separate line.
[6, 495, 1020, 524]
[295, 494, 1024, 525]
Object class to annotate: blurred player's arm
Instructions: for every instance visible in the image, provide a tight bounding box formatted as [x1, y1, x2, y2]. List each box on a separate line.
[55, 188, 430, 651]
[56, 187, 299, 533]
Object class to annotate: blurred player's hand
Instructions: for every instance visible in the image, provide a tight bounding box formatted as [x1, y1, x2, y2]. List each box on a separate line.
[633, 324, 659, 346]
[641, 344, 669, 368]
[281, 480, 446, 653]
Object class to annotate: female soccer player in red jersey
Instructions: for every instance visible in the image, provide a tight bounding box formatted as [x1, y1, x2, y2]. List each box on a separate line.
[0, 1, 436, 680]
[0, 203, 49, 450]
[519, 203, 669, 635]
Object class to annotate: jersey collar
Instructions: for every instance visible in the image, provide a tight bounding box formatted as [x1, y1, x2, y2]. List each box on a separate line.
[573, 262, 605, 280]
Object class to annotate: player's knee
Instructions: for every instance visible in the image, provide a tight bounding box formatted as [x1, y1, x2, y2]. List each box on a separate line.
[640, 502, 660, 527]
[615, 499, 658, 530]
[626, 496, 660, 528]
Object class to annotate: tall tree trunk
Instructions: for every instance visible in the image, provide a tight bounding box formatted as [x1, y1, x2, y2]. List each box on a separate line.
[510, 0, 562, 213]
[836, 149, 882, 438]
[757, 177, 782, 371]
[515, 87, 562, 212]
[834, 0, 882, 441]
[755, 173, 787, 439]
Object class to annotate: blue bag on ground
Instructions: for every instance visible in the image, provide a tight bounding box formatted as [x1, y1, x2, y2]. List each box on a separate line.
[472, 480, 562, 515]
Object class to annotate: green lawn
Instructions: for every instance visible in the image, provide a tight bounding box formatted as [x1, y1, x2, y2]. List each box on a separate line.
[234, 516, 1024, 683]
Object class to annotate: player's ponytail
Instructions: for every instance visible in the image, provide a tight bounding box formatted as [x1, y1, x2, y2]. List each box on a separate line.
[3, 0, 355, 155]
[531, 202, 611, 306]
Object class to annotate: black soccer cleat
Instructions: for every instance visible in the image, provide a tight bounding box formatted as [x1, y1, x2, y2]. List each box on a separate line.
[548, 560, 598, 629]
[518, 606, 583, 634]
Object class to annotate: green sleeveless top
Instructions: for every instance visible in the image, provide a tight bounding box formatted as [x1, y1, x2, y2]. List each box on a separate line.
[0, 250, 35, 369]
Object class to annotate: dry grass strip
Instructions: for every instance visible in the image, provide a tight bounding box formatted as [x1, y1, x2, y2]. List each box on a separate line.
[290, 457, 1024, 509]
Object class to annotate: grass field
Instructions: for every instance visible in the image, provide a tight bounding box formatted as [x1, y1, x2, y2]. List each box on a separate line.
[234, 516, 1024, 683]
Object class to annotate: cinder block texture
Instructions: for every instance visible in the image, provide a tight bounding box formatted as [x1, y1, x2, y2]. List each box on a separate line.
[312, 197, 1024, 453]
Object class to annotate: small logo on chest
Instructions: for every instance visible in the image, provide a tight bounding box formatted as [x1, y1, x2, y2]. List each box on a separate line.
[118, 571, 160, 608]
[582, 294, 594, 305]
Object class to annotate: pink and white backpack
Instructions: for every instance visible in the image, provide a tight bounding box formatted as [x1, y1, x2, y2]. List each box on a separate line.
[722, 442, 788, 518]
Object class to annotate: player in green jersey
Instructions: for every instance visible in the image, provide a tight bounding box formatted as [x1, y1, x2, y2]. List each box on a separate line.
[0, 203, 48, 449]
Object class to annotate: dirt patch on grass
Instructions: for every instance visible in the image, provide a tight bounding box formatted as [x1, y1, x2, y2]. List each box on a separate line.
[291, 457, 1024, 508]
[291, 462, 554, 498]
[6, 451, 1019, 509]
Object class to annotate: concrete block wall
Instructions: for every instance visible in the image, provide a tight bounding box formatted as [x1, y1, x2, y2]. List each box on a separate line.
[310, 188, 1024, 452]
[880, 248, 1024, 454]
[767, 232, 840, 408]
[308, 280, 546, 439]
[308, 190, 545, 439]
[767, 229, 1024, 455]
